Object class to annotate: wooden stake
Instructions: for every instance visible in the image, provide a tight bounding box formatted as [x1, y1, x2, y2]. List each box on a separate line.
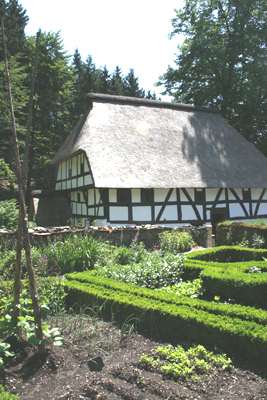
[13, 30, 40, 322]
[1, 17, 44, 352]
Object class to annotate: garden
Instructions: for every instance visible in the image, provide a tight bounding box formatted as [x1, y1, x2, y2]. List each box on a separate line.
[0, 224, 267, 399]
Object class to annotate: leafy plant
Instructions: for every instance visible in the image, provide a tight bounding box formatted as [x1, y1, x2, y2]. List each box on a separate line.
[120, 314, 139, 340]
[159, 231, 195, 254]
[0, 200, 19, 230]
[0, 385, 18, 399]
[158, 279, 204, 298]
[0, 342, 14, 369]
[140, 344, 231, 381]
[96, 250, 184, 289]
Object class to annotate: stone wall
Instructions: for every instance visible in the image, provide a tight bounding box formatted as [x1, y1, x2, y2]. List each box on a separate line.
[0, 224, 212, 249]
[216, 222, 267, 247]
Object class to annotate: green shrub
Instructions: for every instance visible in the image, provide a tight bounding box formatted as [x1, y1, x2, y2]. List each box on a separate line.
[42, 233, 101, 274]
[63, 277, 267, 362]
[0, 385, 18, 399]
[113, 246, 133, 265]
[187, 246, 267, 262]
[159, 231, 195, 254]
[0, 200, 19, 230]
[95, 250, 184, 289]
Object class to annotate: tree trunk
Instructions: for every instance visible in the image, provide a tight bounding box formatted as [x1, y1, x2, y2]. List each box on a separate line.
[1, 17, 44, 353]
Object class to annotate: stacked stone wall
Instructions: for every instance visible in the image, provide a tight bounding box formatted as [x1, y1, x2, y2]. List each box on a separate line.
[0, 224, 211, 249]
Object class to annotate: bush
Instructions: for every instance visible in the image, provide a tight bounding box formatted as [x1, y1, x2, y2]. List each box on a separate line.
[0, 385, 18, 399]
[42, 233, 100, 274]
[159, 231, 195, 254]
[113, 246, 133, 265]
[0, 200, 19, 230]
[96, 250, 184, 289]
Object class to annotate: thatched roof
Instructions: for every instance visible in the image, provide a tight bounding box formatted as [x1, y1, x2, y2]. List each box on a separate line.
[52, 93, 267, 188]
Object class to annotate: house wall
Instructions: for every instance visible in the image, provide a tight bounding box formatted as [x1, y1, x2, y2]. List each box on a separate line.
[54, 153, 267, 227]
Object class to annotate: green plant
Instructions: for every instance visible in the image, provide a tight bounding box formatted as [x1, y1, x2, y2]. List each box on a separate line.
[96, 251, 184, 289]
[0, 385, 19, 399]
[140, 344, 231, 381]
[0, 200, 19, 230]
[120, 314, 139, 340]
[158, 279, 204, 298]
[42, 233, 101, 274]
[251, 233, 265, 249]
[0, 342, 14, 369]
[114, 246, 133, 265]
[159, 231, 195, 254]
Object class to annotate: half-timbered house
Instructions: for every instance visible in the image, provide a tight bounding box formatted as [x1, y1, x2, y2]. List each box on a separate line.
[32, 93, 267, 230]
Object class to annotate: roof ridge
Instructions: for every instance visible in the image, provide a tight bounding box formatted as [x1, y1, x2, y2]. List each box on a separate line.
[86, 93, 221, 114]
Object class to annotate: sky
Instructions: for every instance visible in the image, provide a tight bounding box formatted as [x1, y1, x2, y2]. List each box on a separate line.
[19, 0, 185, 100]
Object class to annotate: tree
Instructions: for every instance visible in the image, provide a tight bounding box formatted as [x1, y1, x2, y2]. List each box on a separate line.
[0, 0, 28, 61]
[24, 31, 76, 190]
[124, 68, 145, 98]
[108, 65, 125, 95]
[157, 0, 267, 154]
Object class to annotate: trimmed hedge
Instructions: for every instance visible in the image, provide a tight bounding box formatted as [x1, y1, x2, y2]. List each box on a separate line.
[63, 273, 267, 362]
[65, 271, 267, 325]
[187, 246, 267, 262]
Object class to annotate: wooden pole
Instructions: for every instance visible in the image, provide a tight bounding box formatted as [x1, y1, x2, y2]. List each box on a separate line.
[13, 30, 40, 322]
[1, 17, 44, 352]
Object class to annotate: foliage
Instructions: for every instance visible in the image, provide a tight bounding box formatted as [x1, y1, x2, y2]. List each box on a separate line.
[113, 246, 133, 266]
[0, 384, 18, 400]
[0, 199, 19, 229]
[157, 0, 267, 155]
[158, 278, 203, 298]
[140, 344, 231, 381]
[96, 250, 184, 289]
[64, 276, 267, 363]
[159, 230, 195, 254]
[42, 233, 102, 274]
[0, 158, 15, 185]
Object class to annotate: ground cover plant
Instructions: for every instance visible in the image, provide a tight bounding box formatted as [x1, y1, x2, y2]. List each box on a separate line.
[0, 231, 267, 398]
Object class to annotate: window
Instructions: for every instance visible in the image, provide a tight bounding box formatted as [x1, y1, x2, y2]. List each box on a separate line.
[68, 168, 72, 179]
[141, 189, 153, 203]
[117, 189, 131, 204]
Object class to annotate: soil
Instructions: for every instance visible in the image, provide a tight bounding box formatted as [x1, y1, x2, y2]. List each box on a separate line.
[1, 315, 267, 400]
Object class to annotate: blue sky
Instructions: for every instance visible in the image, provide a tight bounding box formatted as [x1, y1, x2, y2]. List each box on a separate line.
[19, 0, 184, 100]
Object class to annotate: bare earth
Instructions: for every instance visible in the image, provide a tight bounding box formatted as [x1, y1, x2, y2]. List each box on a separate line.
[1, 315, 267, 400]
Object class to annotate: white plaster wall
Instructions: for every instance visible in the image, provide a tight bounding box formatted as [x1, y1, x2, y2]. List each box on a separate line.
[132, 189, 141, 202]
[62, 161, 67, 180]
[88, 189, 94, 205]
[72, 156, 77, 176]
[62, 181, 66, 190]
[159, 205, 178, 221]
[181, 205, 196, 220]
[228, 189, 242, 200]
[88, 207, 95, 216]
[196, 205, 203, 219]
[84, 157, 89, 172]
[109, 189, 117, 202]
[78, 177, 83, 187]
[154, 189, 168, 202]
[97, 206, 104, 217]
[109, 206, 128, 221]
[206, 188, 219, 202]
[132, 206, 151, 221]
[56, 182, 61, 190]
[229, 203, 246, 218]
[95, 189, 100, 204]
[180, 189, 194, 202]
[258, 203, 267, 216]
[67, 180, 71, 189]
[82, 203, 87, 215]
[84, 174, 93, 186]
[72, 179, 77, 188]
